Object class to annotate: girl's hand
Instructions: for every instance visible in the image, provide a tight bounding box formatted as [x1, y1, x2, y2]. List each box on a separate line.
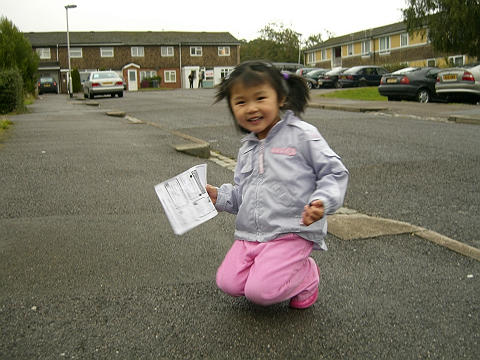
[206, 184, 218, 205]
[302, 200, 325, 226]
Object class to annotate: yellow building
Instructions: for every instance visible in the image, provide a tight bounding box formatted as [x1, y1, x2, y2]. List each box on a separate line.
[304, 21, 476, 70]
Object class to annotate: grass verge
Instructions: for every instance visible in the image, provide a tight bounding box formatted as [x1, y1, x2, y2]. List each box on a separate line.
[0, 117, 13, 133]
[317, 87, 387, 101]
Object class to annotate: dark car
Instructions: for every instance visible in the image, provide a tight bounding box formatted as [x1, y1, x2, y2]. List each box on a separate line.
[378, 67, 443, 103]
[338, 66, 388, 88]
[37, 77, 58, 95]
[302, 69, 328, 89]
[317, 67, 348, 88]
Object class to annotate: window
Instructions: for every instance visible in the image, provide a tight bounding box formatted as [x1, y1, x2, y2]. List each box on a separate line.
[220, 68, 233, 80]
[69, 48, 82, 58]
[427, 58, 436, 67]
[307, 52, 316, 65]
[190, 46, 202, 56]
[448, 55, 464, 66]
[400, 33, 409, 47]
[361, 40, 370, 55]
[131, 47, 144, 57]
[164, 70, 176, 83]
[218, 46, 230, 56]
[36, 48, 51, 59]
[321, 49, 327, 60]
[161, 46, 174, 57]
[100, 47, 114, 57]
[140, 71, 157, 81]
[347, 43, 353, 56]
[379, 36, 390, 53]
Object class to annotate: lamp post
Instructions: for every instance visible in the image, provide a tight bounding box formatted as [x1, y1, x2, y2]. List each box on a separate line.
[65, 4, 77, 98]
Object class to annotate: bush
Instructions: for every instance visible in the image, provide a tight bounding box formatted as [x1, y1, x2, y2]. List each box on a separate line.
[71, 68, 82, 93]
[0, 68, 24, 114]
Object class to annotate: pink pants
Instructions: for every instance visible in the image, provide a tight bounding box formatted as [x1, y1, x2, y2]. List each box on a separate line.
[216, 234, 319, 306]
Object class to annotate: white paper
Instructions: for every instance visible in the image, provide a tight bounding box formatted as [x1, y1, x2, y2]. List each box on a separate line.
[154, 164, 217, 235]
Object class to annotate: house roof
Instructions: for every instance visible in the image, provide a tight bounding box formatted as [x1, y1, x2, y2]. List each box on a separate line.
[306, 21, 408, 52]
[25, 31, 240, 47]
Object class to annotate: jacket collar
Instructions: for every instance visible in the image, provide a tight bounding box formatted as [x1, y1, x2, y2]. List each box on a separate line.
[240, 110, 295, 145]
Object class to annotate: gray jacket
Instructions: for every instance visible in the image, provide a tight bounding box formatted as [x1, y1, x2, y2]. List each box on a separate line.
[215, 111, 349, 250]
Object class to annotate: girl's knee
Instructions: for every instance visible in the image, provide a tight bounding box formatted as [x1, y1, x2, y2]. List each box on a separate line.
[244, 281, 282, 306]
[216, 268, 244, 297]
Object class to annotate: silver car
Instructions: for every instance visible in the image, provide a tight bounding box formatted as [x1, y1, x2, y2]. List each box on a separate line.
[435, 64, 480, 104]
[83, 71, 124, 99]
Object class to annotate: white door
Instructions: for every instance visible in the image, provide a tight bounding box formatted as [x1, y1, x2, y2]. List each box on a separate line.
[128, 69, 138, 91]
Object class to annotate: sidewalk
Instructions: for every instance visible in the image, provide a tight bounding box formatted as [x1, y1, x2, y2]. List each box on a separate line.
[308, 95, 480, 124]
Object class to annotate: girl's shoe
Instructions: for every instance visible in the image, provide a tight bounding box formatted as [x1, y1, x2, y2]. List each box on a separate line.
[289, 265, 320, 309]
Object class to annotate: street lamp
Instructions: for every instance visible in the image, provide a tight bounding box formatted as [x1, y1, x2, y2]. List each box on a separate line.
[65, 4, 77, 98]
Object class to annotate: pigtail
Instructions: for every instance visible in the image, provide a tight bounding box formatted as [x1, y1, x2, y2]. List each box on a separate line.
[281, 73, 310, 115]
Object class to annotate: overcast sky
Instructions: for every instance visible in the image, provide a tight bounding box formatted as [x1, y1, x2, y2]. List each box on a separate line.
[2, 0, 407, 42]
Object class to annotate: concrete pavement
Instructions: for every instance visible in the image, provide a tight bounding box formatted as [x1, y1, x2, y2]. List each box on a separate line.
[1, 94, 479, 359]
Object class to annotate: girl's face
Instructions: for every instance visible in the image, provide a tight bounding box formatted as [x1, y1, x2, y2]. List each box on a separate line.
[229, 81, 285, 140]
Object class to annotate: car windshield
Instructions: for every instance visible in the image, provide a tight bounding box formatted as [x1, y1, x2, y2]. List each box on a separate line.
[392, 67, 419, 75]
[326, 68, 346, 75]
[343, 67, 363, 74]
[92, 72, 118, 80]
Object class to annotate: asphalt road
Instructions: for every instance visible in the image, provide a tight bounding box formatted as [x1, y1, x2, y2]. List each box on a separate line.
[0, 92, 479, 359]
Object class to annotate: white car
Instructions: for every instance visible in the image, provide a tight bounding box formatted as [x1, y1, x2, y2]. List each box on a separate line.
[435, 64, 480, 104]
[83, 71, 124, 99]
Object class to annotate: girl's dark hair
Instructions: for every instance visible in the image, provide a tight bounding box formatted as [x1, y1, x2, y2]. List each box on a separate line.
[215, 60, 310, 119]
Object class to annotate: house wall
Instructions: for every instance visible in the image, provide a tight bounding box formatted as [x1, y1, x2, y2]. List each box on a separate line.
[34, 42, 239, 92]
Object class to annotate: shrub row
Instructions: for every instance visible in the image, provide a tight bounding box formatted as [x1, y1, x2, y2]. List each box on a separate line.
[0, 68, 24, 114]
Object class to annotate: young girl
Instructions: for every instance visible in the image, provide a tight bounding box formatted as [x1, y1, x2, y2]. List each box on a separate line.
[206, 61, 348, 309]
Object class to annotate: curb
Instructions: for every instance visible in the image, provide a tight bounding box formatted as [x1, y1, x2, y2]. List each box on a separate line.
[309, 102, 387, 113]
[448, 115, 480, 125]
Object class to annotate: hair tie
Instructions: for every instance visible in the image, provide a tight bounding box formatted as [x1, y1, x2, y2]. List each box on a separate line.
[282, 72, 289, 80]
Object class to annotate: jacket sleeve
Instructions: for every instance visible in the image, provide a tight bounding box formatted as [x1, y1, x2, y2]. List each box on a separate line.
[214, 152, 245, 215]
[306, 137, 349, 216]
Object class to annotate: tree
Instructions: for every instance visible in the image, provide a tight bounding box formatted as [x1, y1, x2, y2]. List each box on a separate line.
[403, 0, 480, 59]
[240, 23, 301, 63]
[0, 17, 39, 93]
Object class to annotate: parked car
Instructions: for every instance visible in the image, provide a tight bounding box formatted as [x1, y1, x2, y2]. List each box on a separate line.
[378, 67, 443, 103]
[338, 66, 388, 88]
[37, 77, 57, 95]
[435, 64, 480, 104]
[317, 67, 348, 88]
[296, 67, 320, 77]
[83, 71, 124, 99]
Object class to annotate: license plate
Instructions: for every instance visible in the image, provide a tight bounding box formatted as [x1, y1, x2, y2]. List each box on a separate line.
[442, 74, 457, 81]
[44, 84, 50, 87]
[386, 78, 397, 84]
[317, 81, 323, 86]
[103, 82, 113, 85]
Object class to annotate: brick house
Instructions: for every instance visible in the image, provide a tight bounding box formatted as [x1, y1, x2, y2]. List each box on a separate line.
[25, 31, 241, 93]
[304, 21, 476, 70]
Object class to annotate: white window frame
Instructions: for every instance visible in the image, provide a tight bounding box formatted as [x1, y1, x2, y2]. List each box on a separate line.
[307, 52, 316, 65]
[427, 58, 437, 67]
[140, 70, 157, 81]
[218, 46, 230, 56]
[190, 46, 202, 56]
[361, 40, 370, 56]
[100, 47, 114, 58]
[379, 36, 390, 54]
[69, 47, 82, 58]
[131, 46, 144, 57]
[347, 44, 354, 56]
[36, 48, 51, 59]
[321, 49, 327, 60]
[220, 68, 232, 80]
[448, 55, 465, 66]
[164, 70, 176, 83]
[161, 46, 174, 57]
[400, 33, 409, 47]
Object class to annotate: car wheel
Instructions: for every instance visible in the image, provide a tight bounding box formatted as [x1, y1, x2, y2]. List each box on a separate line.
[84, 92, 88, 99]
[306, 81, 312, 90]
[417, 89, 430, 103]
[118, 92, 123, 98]
[89, 91, 94, 99]
[335, 81, 341, 89]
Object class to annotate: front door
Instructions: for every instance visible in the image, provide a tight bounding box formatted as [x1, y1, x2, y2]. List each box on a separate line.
[128, 69, 138, 91]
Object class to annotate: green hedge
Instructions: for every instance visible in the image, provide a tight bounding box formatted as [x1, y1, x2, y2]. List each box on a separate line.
[0, 68, 24, 114]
